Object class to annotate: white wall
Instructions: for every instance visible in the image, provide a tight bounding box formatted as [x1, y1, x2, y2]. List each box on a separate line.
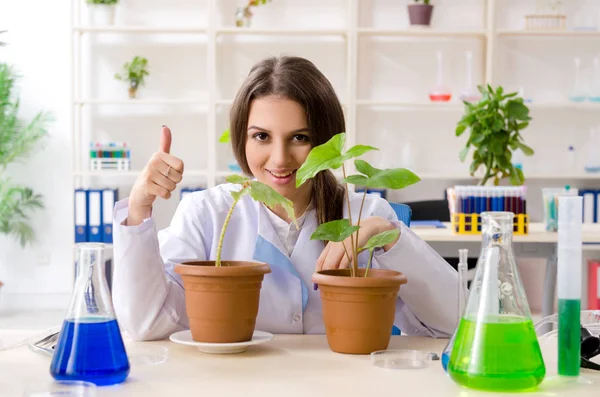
[1, 0, 600, 313]
[0, 0, 73, 311]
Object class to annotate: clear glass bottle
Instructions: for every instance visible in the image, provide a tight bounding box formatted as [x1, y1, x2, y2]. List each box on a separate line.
[590, 56, 600, 102]
[441, 248, 469, 372]
[448, 212, 546, 392]
[584, 127, 600, 173]
[569, 57, 588, 102]
[459, 51, 481, 103]
[50, 243, 130, 386]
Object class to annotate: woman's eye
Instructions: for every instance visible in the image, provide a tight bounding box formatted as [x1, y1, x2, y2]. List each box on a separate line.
[253, 132, 268, 141]
[293, 134, 310, 142]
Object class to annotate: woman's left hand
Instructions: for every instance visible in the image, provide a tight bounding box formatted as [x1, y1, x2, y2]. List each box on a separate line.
[315, 216, 400, 272]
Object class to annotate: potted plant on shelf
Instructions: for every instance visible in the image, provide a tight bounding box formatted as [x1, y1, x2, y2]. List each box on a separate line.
[407, 0, 434, 27]
[456, 84, 534, 186]
[114, 56, 149, 99]
[235, 0, 272, 28]
[296, 132, 420, 354]
[86, 0, 119, 26]
[0, 63, 51, 293]
[174, 175, 297, 343]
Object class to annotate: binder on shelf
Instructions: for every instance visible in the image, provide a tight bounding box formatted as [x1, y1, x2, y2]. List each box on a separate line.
[355, 188, 387, 200]
[87, 189, 103, 243]
[74, 189, 88, 243]
[588, 260, 600, 310]
[102, 188, 118, 244]
[581, 190, 599, 224]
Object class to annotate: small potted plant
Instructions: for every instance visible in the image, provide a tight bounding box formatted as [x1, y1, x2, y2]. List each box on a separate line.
[456, 84, 534, 186]
[296, 133, 420, 354]
[86, 0, 119, 26]
[407, 0, 434, 27]
[114, 56, 149, 99]
[174, 175, 296, 343]
[235, 0, 272, 28]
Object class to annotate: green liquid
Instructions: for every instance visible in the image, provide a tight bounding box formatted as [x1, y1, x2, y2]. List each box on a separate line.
[448, 316, 546, 392]
[558, 299, 581, 376]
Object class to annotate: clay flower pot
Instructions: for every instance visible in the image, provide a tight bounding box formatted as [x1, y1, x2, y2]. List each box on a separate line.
[407, 4, 434, 26]
[313, 268, 407, 354]
[174, 261, 271, 343]
[128, 87, 137, 99]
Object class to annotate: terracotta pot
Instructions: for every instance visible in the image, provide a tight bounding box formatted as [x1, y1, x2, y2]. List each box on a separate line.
[313, 268, 407, 354]
[407, 4, 434, 26]
[128, 87, 137, 99]
[174, 261, 271, 343]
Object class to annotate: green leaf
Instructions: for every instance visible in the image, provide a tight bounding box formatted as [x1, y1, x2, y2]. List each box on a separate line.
[361, 229, 400, 252]
[349, 162, 420, 190]
[516, 167, 525, 183]
[459, 146, 469, 162]
[343, 175, 369, 186]
[219, 129, 231, 143]
[296, 133, 346, 187]
[469, 159, 481, 175]
[509, 166, 521, 185]
[226, 174, 250, 184]
[516, 122, 529, 130]
[506, 100, 530, 121]
[491, 140, 505, 155]
[517, 142, 534, 156]
[230, 187, 249, 202]
[344, 144, 378, 161]
[248, 181, 296, 225]
[310, 219, 359, 243]
[456, 123, 467, 136]
[354, 159, 377, 178]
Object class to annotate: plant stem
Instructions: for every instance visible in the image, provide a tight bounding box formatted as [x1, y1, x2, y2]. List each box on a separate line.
[354, 189, 368, 264]
[365, 250, 375, 278]
[342, 164, 358, 277]
[216, 186, 246, 267]
[341, 240, 353, 276]
[480, 158, 494, 186]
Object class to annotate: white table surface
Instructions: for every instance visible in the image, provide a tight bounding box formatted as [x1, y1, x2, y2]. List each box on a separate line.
[1, 330, 600, 397]
[412, 222, 600, 244]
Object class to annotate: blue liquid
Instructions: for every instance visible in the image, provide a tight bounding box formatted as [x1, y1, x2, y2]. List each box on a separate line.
[50, 319, 130, 386]
[442, 351, 450, 372]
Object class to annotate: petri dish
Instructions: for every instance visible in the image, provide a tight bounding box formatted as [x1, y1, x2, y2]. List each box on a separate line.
[370, 349, 432, 370]
[127, 345, 169, 366]
[22, 380, 96, 397]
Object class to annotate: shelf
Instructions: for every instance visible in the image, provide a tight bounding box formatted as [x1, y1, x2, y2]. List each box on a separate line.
[74, 170, 208, 177]
[527, 102, 600, 110]
[358, 28, 487, 37]
[216, 28, 347, 36]
[74, 99, 207, 106]
[73, 26, 208, 34]
[356, 100, 465, 110]
[497, 29, 600, 37]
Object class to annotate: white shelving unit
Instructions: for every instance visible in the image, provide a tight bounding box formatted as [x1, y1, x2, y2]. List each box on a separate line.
[71, 0, 600, 198]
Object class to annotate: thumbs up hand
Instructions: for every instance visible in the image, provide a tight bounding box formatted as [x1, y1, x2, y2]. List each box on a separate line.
[128, 125, 185, 226]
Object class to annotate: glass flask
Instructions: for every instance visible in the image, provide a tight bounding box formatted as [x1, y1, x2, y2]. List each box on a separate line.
[429, 51, 452, 102]
[590, 57, 600, 102]
[459, 51, 481, 103]
[50, 243, 130, 386]
[584, 127, 600, 173]
[448, 212, 546, 392]
[441, 248, 469, 372]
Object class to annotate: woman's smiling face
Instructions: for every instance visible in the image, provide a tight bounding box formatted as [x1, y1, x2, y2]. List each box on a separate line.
[245, 95, 312, 203]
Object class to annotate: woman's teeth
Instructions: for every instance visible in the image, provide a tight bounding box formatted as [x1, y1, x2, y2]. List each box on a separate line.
[268, 170, 295, 177]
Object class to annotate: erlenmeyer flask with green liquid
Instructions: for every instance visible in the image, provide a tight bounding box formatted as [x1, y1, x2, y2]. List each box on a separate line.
[448, 212, 546, 392]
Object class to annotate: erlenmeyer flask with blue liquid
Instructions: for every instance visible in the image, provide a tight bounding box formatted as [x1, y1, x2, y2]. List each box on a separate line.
[50, 243, 130, 386]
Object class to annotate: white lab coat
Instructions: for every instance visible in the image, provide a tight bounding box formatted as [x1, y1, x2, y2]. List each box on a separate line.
[112, 183, 458, 341]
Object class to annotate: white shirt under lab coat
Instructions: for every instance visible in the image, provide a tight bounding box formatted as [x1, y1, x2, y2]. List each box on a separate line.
[112, 183, 459, 341]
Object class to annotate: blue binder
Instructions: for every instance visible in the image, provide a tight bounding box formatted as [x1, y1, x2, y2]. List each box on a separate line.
[74, 189, 88, 243]
[102, 188, 118, 244]
[87, 189, 104, 242]
[581, 190, 599, 224]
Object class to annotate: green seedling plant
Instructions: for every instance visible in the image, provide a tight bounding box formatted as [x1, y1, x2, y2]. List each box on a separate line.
[216, 156, 297, 268]
[296, 133, 420, 277]
[456, 84, 534, 186]
[114, 56, 149, 97]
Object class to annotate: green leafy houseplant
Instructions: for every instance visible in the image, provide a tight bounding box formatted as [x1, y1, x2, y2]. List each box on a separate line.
[296, 132, 420, 278]
[414, 0, 431, 4]
[0, 64, 50, 247]
[114, 56, 149, 99]
[216, 174, 296, 267]
[456, 84, 534, 186]
[236, 0, 272, 27]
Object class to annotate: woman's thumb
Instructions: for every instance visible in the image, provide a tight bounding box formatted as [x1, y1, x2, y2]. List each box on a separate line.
[159, 125, 172, 154]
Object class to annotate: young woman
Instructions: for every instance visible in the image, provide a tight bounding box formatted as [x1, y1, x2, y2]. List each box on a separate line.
[112, 56, 458, 341]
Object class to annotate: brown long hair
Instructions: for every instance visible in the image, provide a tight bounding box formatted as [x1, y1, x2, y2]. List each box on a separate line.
[229, 56, 345, 225]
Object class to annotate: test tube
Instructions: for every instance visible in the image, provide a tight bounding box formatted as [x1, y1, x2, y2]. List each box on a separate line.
[557, 196, 583, 377]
